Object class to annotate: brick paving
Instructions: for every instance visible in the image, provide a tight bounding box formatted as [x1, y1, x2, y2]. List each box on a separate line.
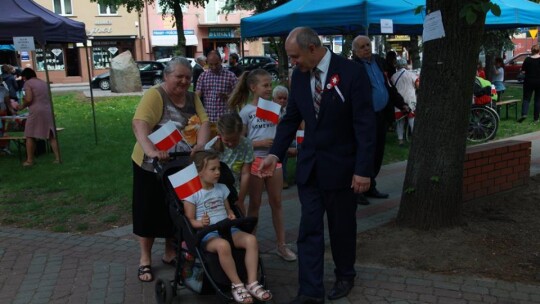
[2, 132, 540, 303]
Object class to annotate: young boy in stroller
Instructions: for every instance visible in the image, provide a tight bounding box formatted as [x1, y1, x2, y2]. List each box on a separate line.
[156, 150, 271, 304]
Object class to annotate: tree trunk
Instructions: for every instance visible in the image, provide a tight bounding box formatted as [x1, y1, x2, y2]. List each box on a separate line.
[396, 0, 487, 229]
[173, 1, 186, 56]
[269, 36, 289, 85]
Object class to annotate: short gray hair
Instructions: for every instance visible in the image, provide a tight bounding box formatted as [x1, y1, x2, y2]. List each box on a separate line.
[396, 58, 408, 68]
[164, 57, 193, 76]
[272, 85, 289, 99]
[196, 55, 206, 65]
[294, 27, 321, 50]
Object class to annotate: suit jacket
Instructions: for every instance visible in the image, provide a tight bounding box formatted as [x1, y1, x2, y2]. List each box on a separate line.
[270, 52, 376, 190]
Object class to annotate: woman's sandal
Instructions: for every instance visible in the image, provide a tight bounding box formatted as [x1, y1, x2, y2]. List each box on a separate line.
[246, 281, 272, 301]
[22, 161, 33, 167]
[138, 265, 154, 282]
[231, 283, 253, 303]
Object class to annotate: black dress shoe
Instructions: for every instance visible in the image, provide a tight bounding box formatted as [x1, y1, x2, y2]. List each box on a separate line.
[327, 279, 354, 300]
[364, 188, 389, 199]
[356, 193, 370, 205]
[288, 294, 325, 304]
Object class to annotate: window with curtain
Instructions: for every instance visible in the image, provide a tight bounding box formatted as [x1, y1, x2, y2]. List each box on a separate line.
[98, 4, 118, 15]
[53, 0, 73, 15]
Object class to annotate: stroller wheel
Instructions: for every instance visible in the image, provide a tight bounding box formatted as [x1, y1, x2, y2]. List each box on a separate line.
[155, 278, 174, 304]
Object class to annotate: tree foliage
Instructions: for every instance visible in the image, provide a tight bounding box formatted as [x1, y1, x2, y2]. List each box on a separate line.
[91, 0, 208, 56]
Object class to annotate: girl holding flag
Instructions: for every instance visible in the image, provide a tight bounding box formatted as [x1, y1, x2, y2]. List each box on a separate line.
[228, 69, 297, 262]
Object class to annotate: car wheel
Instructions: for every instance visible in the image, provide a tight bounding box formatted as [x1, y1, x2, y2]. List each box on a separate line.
[99, 79, 111, 90]
[270, 70, 279, 82]
[153, 77, 163, 85]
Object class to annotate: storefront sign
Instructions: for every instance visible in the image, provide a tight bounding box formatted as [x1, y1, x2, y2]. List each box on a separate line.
[88, 28, 113, 34]
[153, 30, 195, 36]
[208, 28, 234, 39]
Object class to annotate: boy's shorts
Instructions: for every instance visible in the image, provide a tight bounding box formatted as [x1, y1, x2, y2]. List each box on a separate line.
[250, 156, 282, 175]
[202, 227, 241, 244]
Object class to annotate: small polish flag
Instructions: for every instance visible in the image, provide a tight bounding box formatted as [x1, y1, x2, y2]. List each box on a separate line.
[168, 163, 203, 200]
[296, 130, 304, 144]
[256, 98, 281, 124]
[148, 120, 183, 151]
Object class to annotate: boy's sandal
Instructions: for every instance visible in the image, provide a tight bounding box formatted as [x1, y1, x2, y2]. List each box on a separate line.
[231, 283, 253, 303]
[246, 281, 272, 301]
[138, 265, 154, 282]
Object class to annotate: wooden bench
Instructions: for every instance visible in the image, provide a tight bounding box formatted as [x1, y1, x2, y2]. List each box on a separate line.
[0, 136, 26, 161]
[495, 99, 519, 120]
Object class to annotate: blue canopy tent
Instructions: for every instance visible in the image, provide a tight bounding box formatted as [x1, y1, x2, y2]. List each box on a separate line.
[240, 0, 424, 38]
[240, 0, 540, 38]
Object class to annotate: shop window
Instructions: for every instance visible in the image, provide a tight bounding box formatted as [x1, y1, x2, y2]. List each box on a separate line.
[92, 46, 119, 69]
[98, 5, 118, 15]
[53, 0, 73, 15]
[35, 48, 65, 71]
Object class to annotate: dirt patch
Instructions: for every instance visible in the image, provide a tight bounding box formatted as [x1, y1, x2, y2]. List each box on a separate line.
[357, 175, 540, 284]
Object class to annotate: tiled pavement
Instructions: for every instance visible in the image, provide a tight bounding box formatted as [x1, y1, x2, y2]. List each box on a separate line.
[2, 132, 540, 303]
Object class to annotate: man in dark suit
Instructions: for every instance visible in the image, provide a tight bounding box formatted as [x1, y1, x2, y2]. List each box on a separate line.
[352, 35, 409, 206]
[258, 27, 376, 303]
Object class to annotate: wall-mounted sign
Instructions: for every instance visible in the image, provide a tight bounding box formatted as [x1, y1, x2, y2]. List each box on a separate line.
[13, 36, 35, 51]
[21, 51, 30, 61]
[108, 47, 118, 55]
[208, 28, 234, 39]
[153, 29, 195, 36]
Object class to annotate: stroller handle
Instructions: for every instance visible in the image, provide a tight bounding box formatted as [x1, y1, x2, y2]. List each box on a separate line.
[152, 151, 192, 173]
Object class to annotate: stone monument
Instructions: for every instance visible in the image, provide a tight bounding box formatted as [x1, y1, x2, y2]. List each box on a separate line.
[110, 51, 142, 93]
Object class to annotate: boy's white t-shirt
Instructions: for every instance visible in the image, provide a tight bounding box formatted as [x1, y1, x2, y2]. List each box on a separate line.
[239, 104, 277, 157]
[185, 183, 230, 225]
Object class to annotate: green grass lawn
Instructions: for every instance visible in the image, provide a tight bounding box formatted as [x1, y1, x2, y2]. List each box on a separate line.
[1, 84, 538, 233]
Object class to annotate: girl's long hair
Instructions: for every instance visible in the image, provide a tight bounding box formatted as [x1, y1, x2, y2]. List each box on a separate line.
[212, 113, 243, 153]
[228, 69, 271, 111]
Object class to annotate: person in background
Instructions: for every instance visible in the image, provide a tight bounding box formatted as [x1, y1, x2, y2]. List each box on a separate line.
[384, 50, 397, 78]
[272, 85, 298, 189]
[228, 53, 245, 78]
[2, 65, 19, 102]
[184, 151, 272, 303]
[476, 61, 486, 79]
[492, 57, 506, 103]
[206, 113, 254, 215]
[518, 44, 540, 124]
[391, 58, 418, 146]
[19, 68, 60, 166]
[131, 57, 210, 283]
[352, 35, 409, 206]
[258, 27, 376, 302]
[192, 55, 206, 92]
[196, 50, 238, 123]
[229, 69, 298, 263]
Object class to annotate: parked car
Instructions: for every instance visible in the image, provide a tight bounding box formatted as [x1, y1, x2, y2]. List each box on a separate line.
[504, 52, 530, 82]
[91, 61, 166, 90]
[238, 56, 279, 81]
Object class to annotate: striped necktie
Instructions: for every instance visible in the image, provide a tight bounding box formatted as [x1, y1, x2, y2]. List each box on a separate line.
[312, 67, 322, 118]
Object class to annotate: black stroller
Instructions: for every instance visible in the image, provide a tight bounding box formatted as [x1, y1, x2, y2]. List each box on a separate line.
[153, 152, 267, 303]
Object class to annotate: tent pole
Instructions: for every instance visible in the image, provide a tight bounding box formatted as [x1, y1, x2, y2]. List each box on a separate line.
[42, 43, 62, 162]
[84, 43, 98, 145]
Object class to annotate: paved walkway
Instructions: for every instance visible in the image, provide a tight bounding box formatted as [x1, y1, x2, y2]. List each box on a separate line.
[2, 131, 540, 303]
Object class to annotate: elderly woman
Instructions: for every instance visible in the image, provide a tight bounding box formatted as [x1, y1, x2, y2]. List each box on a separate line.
[131, 57, 210, 282]
[19, 68, 60, 166]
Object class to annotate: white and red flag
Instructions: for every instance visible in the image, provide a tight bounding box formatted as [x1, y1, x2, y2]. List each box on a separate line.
[148, 120, 183, 151]
[256, 98, 281, 124]
[296, 130, 304, 144]
[168, 163, 203, 200]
